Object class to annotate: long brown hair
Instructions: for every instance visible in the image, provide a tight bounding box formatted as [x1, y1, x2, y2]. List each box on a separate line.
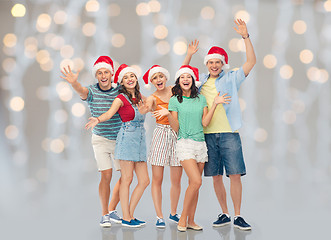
[118, 80, 142, 105]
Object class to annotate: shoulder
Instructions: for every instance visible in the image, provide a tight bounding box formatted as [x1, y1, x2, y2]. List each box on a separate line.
[169, 96, 178, 103]
[199, 94, 206, 101]
[116, 93, 125, 100]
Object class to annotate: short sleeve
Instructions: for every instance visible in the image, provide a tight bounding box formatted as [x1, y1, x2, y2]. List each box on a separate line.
[83, 86, 93, 102]
[200, 95, 207, 108]
[228, 67, 246, 89]
[168, 96, 178, 112]
[116, 93, 126, 102]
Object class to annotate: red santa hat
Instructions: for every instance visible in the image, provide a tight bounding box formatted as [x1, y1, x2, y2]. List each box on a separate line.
[113, 64, 139, 85]
[174, 65, 201, 87]
[204, 46, 230, 69]
[92, 56, 114, 77]
[143, 65, 170, 83]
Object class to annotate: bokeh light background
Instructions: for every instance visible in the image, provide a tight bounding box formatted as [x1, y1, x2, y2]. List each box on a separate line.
[1, 0, 331, 240]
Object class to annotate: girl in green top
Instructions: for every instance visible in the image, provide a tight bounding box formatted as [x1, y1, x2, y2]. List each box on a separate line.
[153, 65, 231, 231]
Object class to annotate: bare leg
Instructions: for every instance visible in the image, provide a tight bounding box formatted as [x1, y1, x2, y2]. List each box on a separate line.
[177, 159, 202, 228]
[129, 162, 150, 218]
[213, 175, 229, 214]
[119, 161, 134, 221]
[170, 166, 183, 216]
[151, 165, 164, 218]
[187, 162, 204, 226]
[99, 169, 112, 216]
[108, 177, 121, 212]
[229, 174, 242, 216]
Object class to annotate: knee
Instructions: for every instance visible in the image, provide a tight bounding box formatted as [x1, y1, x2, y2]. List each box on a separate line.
[100, 171, 112, 183]
[213, 175, 224, 185]
[143, 177, 150, 188]
[189, 178, 202, 190]
[171, 180, 181, 189]
[229, 174, 241, 182]
[121, 175, 133, 186]
[152, 175, 163, 185]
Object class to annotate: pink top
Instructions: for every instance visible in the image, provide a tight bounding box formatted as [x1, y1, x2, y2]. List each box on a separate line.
[116, 94, 135, 122]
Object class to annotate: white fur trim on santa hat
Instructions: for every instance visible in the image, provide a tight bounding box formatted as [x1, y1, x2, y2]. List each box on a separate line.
[144, 84, 151, 90]
[204, 54, 230, 69]
[195, 81, 202, 88]
[148, 67, 170, 82]
[117, 67, 139, 84]
[92, 62, 114, 77]
[111, 82, 117, 88]
[175, 67, 196, 81]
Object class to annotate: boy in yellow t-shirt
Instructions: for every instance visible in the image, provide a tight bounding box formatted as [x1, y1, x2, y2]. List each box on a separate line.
[185, 19, 256, 231]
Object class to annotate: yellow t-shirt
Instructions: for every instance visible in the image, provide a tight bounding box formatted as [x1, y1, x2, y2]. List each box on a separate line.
[200, 77, 233, 133]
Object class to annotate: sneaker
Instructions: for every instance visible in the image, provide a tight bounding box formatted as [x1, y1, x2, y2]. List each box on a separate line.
[100, 214, 111, 227]
[213, 213, 231, 227]
[156, 218, 166, 228]
[233, 216, 252, 231]
[121, 219, 141, 228]
[169, 213, 180, 223]
[108, 210, 122, 224]
[133, 218, 146, 226]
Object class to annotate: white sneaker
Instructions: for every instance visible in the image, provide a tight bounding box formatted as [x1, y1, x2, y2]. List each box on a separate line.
[100, 214, 111, 227]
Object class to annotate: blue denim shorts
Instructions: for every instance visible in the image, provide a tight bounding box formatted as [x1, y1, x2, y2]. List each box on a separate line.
[204, 133, 246, 177]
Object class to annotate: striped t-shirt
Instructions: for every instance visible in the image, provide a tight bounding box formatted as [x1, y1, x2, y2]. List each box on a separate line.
[83, 83, 122, 140]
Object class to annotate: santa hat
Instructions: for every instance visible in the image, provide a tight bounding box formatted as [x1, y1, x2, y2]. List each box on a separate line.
[113, 64, 139, 86]
[204, 46, 230, 69]
[143, 65, 170, 84]
[92, 56, 114, 77]
[174, 65, 201, 87]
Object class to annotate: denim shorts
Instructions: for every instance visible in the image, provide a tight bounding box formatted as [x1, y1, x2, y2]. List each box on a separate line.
[204, 133, 246, 177]
[115, 121, 146, 162]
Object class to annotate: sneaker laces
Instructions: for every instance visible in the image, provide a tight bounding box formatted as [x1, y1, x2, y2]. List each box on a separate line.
[112, 211, 121, 218]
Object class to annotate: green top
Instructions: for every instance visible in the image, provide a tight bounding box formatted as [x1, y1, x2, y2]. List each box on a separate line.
[168, 95, 207, 142]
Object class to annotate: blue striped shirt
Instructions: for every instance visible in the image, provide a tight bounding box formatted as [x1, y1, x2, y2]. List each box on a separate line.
[83, 83, 122, 140]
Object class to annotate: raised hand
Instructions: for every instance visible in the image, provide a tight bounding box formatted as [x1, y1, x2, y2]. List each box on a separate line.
[214, 93, 231, 105]
[152, 105, 170, 119]
[187, 39, 199, 56]
[136, 100, 149, 114]
[85, 117, 99, 130]
[233, 19, 248, 38]
[60, 65, 80, 84]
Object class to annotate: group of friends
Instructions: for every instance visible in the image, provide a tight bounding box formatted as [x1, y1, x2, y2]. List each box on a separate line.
[60, 19, 256, 232]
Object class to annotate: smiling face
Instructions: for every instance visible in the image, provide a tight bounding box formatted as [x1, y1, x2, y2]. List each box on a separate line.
[96, 68, 113, 90]
[121, 72, 137, 90]
[179, 73, 193, 92]
[151, 72, 167, 91]
[206, 59, 224, 78]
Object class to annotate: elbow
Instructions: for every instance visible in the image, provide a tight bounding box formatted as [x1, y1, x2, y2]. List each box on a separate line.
[202, 121, 208, 127]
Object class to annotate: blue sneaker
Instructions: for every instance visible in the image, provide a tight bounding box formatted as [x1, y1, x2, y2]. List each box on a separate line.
[213, 213, 231, 227]
[169, 213, 180, 223]
[108, 210, 122, 224]
[233, 216, 251, 231]
[100, 214, 111, 227]
[121, 219, 140, 228]
[133, 218, 146, 226]
[156, 218, 166, 228]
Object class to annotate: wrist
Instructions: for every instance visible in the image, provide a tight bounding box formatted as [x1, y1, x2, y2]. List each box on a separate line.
[97, 117, 101, 123]
[242, 33, 249, 39]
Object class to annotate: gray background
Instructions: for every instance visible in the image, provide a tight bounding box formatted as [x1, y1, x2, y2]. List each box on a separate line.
[1, 0, 331, 239]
